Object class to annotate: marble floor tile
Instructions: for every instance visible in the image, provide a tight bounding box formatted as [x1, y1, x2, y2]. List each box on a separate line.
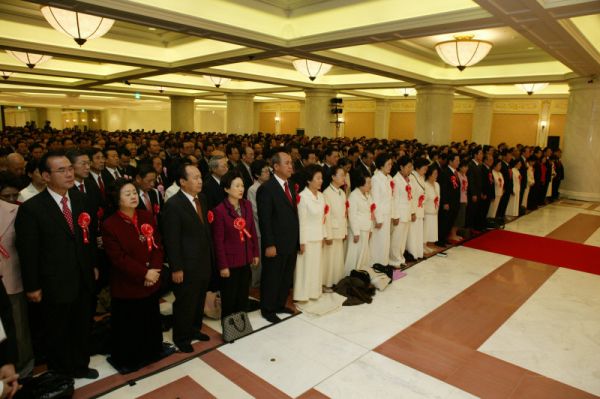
[315, 351, 476, 399]
[218, 316, 369, 398]
[479, 268, 600, 396]
[584, 226, 600, 247]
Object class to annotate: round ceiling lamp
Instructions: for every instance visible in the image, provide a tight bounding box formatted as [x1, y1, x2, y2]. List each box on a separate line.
[158, 86, 165, 94]
[516, 83, 548, 95]
[397, 88, 416, 97]
[1, 71, 12, 80]
[40, 6, 115, 46]
[203, 75, 231, 88]
[292, 59, 332, 81]
[6, 51, 52, 69]
[435, 35, 492, 71]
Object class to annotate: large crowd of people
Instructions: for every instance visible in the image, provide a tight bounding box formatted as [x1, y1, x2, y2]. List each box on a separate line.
[0, 125, 565, 394]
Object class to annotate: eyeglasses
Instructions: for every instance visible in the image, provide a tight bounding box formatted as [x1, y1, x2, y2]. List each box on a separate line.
[50, 166, 74, 174]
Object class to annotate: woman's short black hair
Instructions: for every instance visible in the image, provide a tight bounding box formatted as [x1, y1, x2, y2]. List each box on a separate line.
[220, 169, 244, 191]
[413, 157, 430, 170]
[397, 155, 412, 168]
[250, 159, 269, 179]
[425, 163, 438, 180]
[106, 178, 135, 210]
[353, 171, 369, 188]
[374, 153, 391, 169]
[304, 164, 323, 184]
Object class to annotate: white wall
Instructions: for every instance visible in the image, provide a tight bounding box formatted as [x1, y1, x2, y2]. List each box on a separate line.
[101, 108, 171, 132]
[195, 109, 226, 132]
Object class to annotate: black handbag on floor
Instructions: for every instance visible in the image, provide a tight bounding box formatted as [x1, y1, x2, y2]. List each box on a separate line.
[221, 311, 253, 343]
[16, 371, 74, 399]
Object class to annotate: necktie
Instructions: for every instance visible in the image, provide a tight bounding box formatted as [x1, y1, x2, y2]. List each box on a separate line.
[284, 181, 293, 205]
[114, 169, 121, 179]
[97, 175, 105, 195]
[78, 183, 85, 193]
[193, 198, 204, 223]
[61, 196, 74, 233]
[143, 192, 151, 211]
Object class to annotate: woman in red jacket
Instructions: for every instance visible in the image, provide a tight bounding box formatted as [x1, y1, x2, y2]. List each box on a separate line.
[102, 178, 166, 373]
[212, 171, 259, 319]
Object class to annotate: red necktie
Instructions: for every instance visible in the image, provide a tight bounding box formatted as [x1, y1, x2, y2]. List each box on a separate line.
[78, 183, 85, 193]
[61, 196, 74, 233]
[284, 182, 293, 205]
[97, 175, 105, 195]
[193, 198, 204, 223]
[143, 192, 151, 211]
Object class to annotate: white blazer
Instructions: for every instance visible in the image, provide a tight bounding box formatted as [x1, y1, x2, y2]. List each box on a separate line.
[323, 184, 348, 240]
[391, 172, 412, 222]
[347, 188, 374, 236]
[371, 169, 393, 223]
[409, 172, 426, 219]
[424, 181, 440, 215]
[298, 187, 326, 244]
[0, 200, 23, 295]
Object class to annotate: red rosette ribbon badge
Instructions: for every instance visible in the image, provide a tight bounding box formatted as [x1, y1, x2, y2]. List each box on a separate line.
[323, 204, 330, 224]
[345, 200, 349, 218]
[153, 203, 160, 215]
[370, 203, 376, 221]
[406, 184, 412, 200]
[294, 183, 299, 193]
[418, 194, 425, 208]
[78, 212, 91, 244]
[140, 223, 157, 252]
[434, 196, 439, 209]
[390, 180, 395, 194]
[207, 210, 214, 224]
[233, 217, 252, 242]
[0, 237, 10, 259]
[450, 175, 458, 189]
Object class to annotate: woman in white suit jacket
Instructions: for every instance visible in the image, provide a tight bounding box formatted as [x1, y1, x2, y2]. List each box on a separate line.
[506, 158, 522, 217]
[369, 154, 394, 267]
[407, 158, 429, 259]
[389, 156, 413, 267]
[423, 165, 440, 249]
[344, 174, 373, 274]
[294, 165, 327, 302]
[487, 159, 504, 219]
[322, 165, 348, 288]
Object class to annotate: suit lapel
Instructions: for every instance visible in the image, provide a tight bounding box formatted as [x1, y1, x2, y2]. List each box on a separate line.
[42, 190, 74, 236]
[272, 178, 295, 210]
[177, 191, 202, 225]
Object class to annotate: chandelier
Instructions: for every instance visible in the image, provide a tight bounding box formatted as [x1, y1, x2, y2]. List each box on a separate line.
[6, 51, 52, 69]
[41, 6, 115, 46]
[1, 71, 12, 80]
[203, 75, 231, 88]
[435, 35, 492, 71]
[397, 88, 416, 97]
[516, 83, 548, 95]
[292, 59, 332, 81]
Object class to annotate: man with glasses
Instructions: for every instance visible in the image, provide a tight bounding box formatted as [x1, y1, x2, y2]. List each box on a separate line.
[15, 151, 99, 380]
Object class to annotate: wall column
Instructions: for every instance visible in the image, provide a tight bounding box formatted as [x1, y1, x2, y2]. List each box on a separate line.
[471, 98, 493, 145]
[304, 89, 336, 137]
[560, 78, 600, 201]
[374, 100, 390, 139]
[46, 107, 63, 130]
[226, 93, 254, 134]
[170, 96, 195, 132]
[414, 85, 454, 145]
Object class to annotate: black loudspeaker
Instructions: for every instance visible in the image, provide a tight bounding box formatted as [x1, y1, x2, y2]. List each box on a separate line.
[547, 135, 560, 150]
[330, 98, 343, 104]
[296, 128, 305, 136]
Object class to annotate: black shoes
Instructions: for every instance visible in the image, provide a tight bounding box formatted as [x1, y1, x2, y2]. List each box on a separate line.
[193, 332, 210, 342]
[74, 367, 99, 379]
[175, 342, 194, 353]
[262, 312, 281, 324]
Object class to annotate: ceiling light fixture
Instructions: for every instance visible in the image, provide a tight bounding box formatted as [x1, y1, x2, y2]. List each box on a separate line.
[40, 6, 115, 46]
[1, 71, 12, 80]
[434, 35, 492, 71]
[292, 59, 332, 81]
[397, 88, 416, 97]
[516, 83, 548, 95]
[158, 86, 164, 93]
[203, 75, 231, 88]
[6, 51, 52, 69]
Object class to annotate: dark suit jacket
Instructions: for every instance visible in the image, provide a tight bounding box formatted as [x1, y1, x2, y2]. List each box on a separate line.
[467, 160, 483, 198]
[102, 209, 163, 299]
[15, 189, 96, 303]
[101, 168, 117, 188]
[161, 190, 213, 281]
[519, 157, 528, 194]
[236, 162, 254, 199]
[211, 199, 259, 270]
[500, 161, 513, 195]
[257, 176, 299, 255]
[203, 175, 226, 210]
[481, 165, 495, 200]
[293, 159, 304, 174]
[118, 165, 137, 180]
[137, 188, 164, 215]
[321, 164, 333, 192]
[439, 166, 460, 208]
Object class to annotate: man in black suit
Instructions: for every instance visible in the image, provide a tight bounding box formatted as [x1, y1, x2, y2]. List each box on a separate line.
[237, 146, 254, 198]
[466, 147, 483, 230]
[15, 151, 98, 379]
[226, 143, 240, 171]
[135, 163, 164, 215]
[480, 154, 495, 227]
[291, 149, 318, 192]
[203, 155, 229, 209]
[496, 150, 513, 221]
[320, 147, 339, 191]
[552, 149, 564, 200]
[257, 151, 299, 323]
[117, 147, 137, 179]
[351, 150, 374, 189]
[161, 164, 213, 353]
[437, 154, 461, 246]
[101, 148, 121, 188]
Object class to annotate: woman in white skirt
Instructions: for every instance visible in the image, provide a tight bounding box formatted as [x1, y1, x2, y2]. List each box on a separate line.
[407, 158, 429, 260]
[294, 164, 326, 302]
[389, 156, 413, 268]
[521, 156, 535, 208]
[322, 165, 348, 289]
[369, 154, 394, 267]
[344, 174, 373, 274]
[487, 159, 504, 219]
[505, 158, 522, 217]
[423, 164, 440, 254]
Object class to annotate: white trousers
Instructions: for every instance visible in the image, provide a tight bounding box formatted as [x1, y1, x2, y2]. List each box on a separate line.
[345, 230, 371, 275]
[294, 241, 323, 301]
[322, 239, 345, 287]
[407, 218, 424, 259]
[389, 221, 410, 266]
[369, 216, 391, 266]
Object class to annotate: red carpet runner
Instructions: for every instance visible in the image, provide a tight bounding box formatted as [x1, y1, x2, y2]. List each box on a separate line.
[464, 229, 600, 276]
